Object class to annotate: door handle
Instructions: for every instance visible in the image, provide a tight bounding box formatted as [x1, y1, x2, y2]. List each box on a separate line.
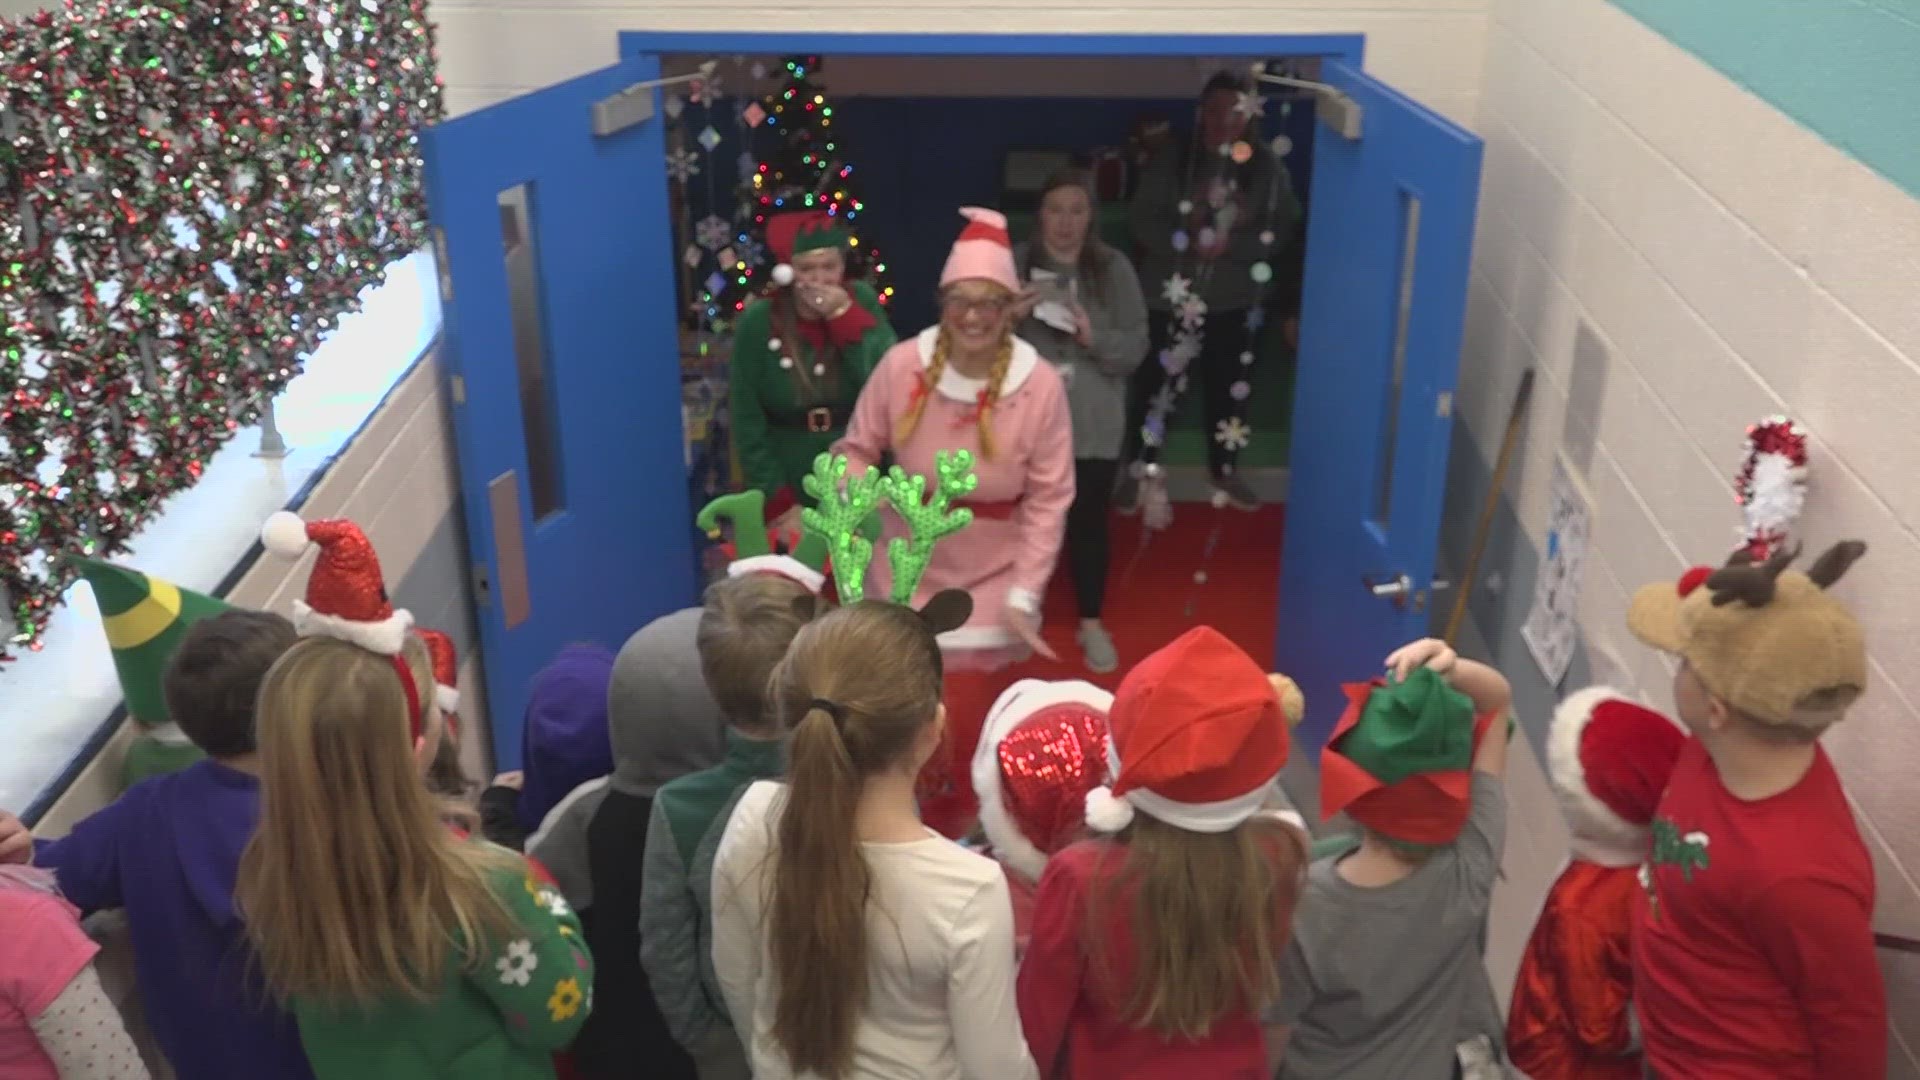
[1365, 572, 1412, 599]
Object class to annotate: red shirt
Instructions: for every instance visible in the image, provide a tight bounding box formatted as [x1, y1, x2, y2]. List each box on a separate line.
[1506, 860, 1644, 1080]
[1016, 839, 1282, 1079]
[1632, 739, 1884, 1080]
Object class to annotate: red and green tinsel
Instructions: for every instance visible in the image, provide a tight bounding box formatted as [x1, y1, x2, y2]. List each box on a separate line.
[0, 0, 444, 658]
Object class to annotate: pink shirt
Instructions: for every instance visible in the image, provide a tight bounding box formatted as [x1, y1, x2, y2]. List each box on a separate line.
[0, 884, 100, 1079]
[837, 328, 1075, 661]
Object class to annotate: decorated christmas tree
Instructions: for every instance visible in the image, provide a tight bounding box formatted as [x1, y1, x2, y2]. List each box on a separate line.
[695, 56, 892, 333]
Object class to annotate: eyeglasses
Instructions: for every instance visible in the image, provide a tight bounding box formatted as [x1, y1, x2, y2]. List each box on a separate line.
[942, 294, 1010, 317]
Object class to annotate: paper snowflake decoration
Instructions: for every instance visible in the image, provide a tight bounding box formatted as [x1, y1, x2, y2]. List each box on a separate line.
[1230, 380, 1252, 402]
[690, 72, 723, 104]
[1234, 91, 1267, 119]
[1161, 273, 1193, 306]
[665, 148, 701, 183]
[1177, 294, 1208, 331]
[1244, 306, 1267, 332]
[1142, 413, 1167, 448]
[1149, 386, 1179, 415]
[695, 214, 730, 251]
[664, 94, 686, 121]
[1158, 347, 1189, 378]
[1214, 417, 1253, 451]
[1168, 331, 1203, 366]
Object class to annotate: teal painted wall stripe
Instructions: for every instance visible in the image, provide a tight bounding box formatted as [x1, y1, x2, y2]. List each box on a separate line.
[1610, 0, 1920, 200]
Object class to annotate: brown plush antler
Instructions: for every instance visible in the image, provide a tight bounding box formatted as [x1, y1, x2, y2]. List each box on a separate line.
[1706, 546, 1797, 607]
[1805, 540, 1867, 589]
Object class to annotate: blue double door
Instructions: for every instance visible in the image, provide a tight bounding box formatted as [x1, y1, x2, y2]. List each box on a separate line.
[421, 48, 1480, 768]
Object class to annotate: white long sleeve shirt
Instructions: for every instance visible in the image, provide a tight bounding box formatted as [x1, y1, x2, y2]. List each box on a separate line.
[711, 781, 1039, 1080]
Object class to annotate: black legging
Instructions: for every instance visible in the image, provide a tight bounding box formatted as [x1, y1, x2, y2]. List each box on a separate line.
[1066, 458, 1118, 620]
[1120, 308, 1253, 479]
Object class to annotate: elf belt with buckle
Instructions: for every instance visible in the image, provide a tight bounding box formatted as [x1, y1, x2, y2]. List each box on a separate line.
[765, 404, 850, 433]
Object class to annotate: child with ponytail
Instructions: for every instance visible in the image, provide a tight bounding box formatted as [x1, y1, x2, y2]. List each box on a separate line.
[242, 513, 592, 1079]
[709, 592, 1040, 1080]
[835, 207, 1076, 837]
[1016, 626, 1308, 1079]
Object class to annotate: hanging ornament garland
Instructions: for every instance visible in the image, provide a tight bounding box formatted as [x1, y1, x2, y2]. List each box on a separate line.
[1732, 416, 1810, 561]
[1131, 89, 1299, 532]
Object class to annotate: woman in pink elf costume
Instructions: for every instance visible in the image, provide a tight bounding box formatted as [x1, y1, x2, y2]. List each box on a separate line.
[835, 206, 1076, 839]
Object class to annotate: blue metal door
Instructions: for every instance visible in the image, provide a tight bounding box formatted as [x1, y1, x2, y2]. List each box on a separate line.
[422, 57, 692, 769]
[1277, 62, 1483, 755]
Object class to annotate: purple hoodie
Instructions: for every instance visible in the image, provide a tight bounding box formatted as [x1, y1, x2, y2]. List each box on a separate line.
[35, 759, 314, 1079]
[518, 644, 618, 832]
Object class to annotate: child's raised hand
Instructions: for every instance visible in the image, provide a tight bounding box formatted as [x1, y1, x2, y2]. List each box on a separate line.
[1385, 638, 1457, 683]
[0, 810, 32, 865]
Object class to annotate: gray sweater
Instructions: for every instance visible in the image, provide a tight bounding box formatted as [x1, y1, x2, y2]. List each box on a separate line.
[1014, 240, 1150, 460]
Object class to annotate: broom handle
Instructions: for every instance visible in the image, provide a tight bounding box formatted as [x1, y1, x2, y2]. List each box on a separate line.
[1443, 369, 1535, 645]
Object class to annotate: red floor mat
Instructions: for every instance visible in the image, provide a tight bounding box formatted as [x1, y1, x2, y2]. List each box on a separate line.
[1015, 502, 1285, 691]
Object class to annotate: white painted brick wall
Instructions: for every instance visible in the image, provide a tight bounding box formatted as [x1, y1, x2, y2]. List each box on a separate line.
[1468, 0, 1920, 1067]
[427, 0, 1488, 128]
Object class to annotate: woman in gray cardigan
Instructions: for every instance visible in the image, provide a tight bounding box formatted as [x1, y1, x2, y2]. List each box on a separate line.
[1013, 168, 1150, 673]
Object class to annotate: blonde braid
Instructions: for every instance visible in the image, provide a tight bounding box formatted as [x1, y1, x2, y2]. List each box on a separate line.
[975, 330, 1013, 460]
[896, 326, 949, 446]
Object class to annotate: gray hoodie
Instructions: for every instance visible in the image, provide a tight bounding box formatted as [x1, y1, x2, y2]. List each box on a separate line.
[1014, 240, 1151, 460]
[528, 607, 728, 907]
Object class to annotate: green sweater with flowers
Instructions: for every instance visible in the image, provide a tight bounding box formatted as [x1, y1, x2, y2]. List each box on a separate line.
[291, 858, 593, 1080]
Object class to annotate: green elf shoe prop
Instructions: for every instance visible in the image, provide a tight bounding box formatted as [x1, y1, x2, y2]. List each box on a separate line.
[1318, 667, 1495, 847]
[697, 488, 879, 596]
[73, 557, 235, 786]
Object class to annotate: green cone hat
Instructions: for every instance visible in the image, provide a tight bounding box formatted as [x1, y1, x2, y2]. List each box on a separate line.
[75, 557, 235, 726]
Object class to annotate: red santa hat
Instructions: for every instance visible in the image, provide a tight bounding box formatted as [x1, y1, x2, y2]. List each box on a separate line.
[259, 511, 414, 655]
[1085, 627, 1291, 834]
[415, 628, 461, 716]
[970, 679, 1115, 883]
[939, 207, 1021, 295]
[1547, 687, 1687, 856]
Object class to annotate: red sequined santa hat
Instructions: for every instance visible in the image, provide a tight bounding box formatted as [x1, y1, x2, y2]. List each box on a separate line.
[970, 679, 1115, 884]
[1547, 687, 1687, 861]
[415, 628, 461, 717]
[259, 511, 414, 655]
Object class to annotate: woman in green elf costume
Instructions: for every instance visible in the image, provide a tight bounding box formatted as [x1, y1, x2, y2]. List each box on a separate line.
[728, 210, 896, 536]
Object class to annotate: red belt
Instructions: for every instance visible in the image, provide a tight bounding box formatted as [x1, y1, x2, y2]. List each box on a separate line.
[959, 498, 1021, 521]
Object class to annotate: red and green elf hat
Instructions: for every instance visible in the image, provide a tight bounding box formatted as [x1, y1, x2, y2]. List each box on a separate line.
[73, 557, 237, 727]
[1319, 667, 1494, 845]
[766, 210, 851, 264]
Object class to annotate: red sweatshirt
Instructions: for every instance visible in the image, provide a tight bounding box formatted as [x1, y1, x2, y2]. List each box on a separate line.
[1017, 840, 1283, 1079]
[1632, 739, 1884, 1080]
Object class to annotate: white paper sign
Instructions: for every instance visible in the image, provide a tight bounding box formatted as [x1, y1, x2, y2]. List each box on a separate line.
[1521, 455, 1593, 687]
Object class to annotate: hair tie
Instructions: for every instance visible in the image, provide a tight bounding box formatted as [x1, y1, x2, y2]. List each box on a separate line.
[391, 654, 423, 743]
[809, 697, 847, 723]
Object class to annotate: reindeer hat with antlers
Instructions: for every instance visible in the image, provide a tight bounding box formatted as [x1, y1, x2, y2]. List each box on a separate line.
[798, 448, 978, 635]
[1627, 542, 1868, 729]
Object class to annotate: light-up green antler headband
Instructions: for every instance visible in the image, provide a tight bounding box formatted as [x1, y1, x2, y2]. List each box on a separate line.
[801, 449, 978, 606]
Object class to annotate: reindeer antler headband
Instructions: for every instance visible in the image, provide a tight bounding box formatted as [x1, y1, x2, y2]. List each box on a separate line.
[801, 449, 978, 608]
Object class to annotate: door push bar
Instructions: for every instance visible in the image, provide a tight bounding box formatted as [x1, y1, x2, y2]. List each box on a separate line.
[591, 60, 718, 138]
[1251, 62, 1363, 141]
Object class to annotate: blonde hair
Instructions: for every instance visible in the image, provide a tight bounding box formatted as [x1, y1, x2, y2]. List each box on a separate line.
[1088, 815, 1306, 1041]
[698, 573, 818, 730]
[762, 602, 945, 1079]
[896, 296, 1015, 459]
[237, 635, 519, 1005]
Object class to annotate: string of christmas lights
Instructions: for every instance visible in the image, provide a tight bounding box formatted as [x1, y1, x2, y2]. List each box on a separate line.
[0, 0, 442, 658]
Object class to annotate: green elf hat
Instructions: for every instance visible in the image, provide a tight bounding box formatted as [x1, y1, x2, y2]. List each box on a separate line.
[73, 557, 235, 727]
[766, 210, 852, 287]
[698, 489, 831, 595]
[1318, 667, 1497, 846]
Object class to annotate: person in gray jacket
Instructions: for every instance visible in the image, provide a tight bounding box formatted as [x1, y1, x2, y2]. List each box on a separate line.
[1014, 167, 1150, 674]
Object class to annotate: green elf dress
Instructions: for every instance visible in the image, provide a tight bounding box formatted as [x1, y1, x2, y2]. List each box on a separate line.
[73, 557, 238, 788]
[728, 211, 895, 521]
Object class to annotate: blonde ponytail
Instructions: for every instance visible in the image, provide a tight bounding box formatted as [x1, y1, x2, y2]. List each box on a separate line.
[895, 326, 948, 447]
[764, 603, 947, 1079]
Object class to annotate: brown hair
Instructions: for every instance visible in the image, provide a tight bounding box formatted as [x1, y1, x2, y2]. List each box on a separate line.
[895, 316, 1014, 459]
[237, 635, 519, 1004]
[698, 573, 819, 730]
[163, 609, 298, 757]
[762, 601, 945, 1079]
[1033, 167, 1107, 302]
[1088, 815, 1306, 1041]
